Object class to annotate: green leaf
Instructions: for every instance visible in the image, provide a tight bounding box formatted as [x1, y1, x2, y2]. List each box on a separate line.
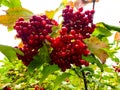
[101, 22, 120, 32]
[0, 44, 24, 62]
[39, 43, 51, 63]
[50, 25, 60, 37]
[93, 23, 112, 37]
[82, 54, 103, 72]
[40, 64, 59, 83]
[0, 7, 33, 30]
[27, 55, 43, 72]
[28, 44, 51, 72]
[54, 73, 71, 89]
[2, 0, 22, 8]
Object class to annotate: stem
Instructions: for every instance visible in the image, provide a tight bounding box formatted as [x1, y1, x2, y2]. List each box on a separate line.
[80, 66, 88, 90]
[92, 0, 96, 10]
[72, 68, 81, 78]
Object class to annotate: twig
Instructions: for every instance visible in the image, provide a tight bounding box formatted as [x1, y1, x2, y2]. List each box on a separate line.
[92, 0, 96, 10]
[80, 66, 88, 90]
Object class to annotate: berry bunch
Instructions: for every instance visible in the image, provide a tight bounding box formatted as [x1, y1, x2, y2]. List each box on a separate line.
[62, 5, 95, 38]
[47, 27, 90, 71]
[46, 6, 96, 71]
[14, 15, 58, 66]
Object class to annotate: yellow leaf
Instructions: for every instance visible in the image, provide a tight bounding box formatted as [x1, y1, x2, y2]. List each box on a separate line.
[84, 36, 109, 64]
[0, 7, 33, 30]
[45, 10, 56, 19]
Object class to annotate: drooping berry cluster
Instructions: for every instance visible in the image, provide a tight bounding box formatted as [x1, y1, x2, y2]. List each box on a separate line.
[62, 5, 95, 38]
[14, 15, 58, 66]
[47, 27, 90, 71]
[45, 6, 96, 71]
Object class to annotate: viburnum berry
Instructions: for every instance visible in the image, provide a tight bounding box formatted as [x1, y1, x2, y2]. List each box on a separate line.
[47, 28, 91, 71]
[14, 15, 58, 66]
[62, 5, 96, 39]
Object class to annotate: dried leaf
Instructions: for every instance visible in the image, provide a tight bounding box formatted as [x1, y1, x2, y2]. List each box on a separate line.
[0, 7, 33, 30]
[75, 0, 99, 9]
[114, 32, 120, 41]
[84, 36, 109, 64]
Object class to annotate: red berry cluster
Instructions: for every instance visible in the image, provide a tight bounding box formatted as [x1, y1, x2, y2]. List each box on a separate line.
[113, 65, 120, 72]
[47, 27, 90, 71]
[14, 15, 58, 66]
[45, 6, 96, 71]
[62, 5, 95, 38]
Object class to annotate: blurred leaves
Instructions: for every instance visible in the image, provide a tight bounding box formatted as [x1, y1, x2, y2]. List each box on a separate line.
[1, 0, 22, 8]
[40, 64, 59, 83]
[54, 73, 71, 89]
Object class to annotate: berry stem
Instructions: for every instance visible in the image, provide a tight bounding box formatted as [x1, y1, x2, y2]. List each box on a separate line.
[80, 66, 88, 90]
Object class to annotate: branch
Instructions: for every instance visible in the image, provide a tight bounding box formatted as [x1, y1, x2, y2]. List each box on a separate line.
[80, 66, 88, 90]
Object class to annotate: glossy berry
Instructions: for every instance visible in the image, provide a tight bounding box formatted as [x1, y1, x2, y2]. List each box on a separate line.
[62, 5, 96, 39]
[47, 28, 91, 71]
[14, 15, 58, 65]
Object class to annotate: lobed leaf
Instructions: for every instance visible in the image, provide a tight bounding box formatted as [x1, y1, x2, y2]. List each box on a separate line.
[84, 36, 109, 64]
[0, 7, 33, 30]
